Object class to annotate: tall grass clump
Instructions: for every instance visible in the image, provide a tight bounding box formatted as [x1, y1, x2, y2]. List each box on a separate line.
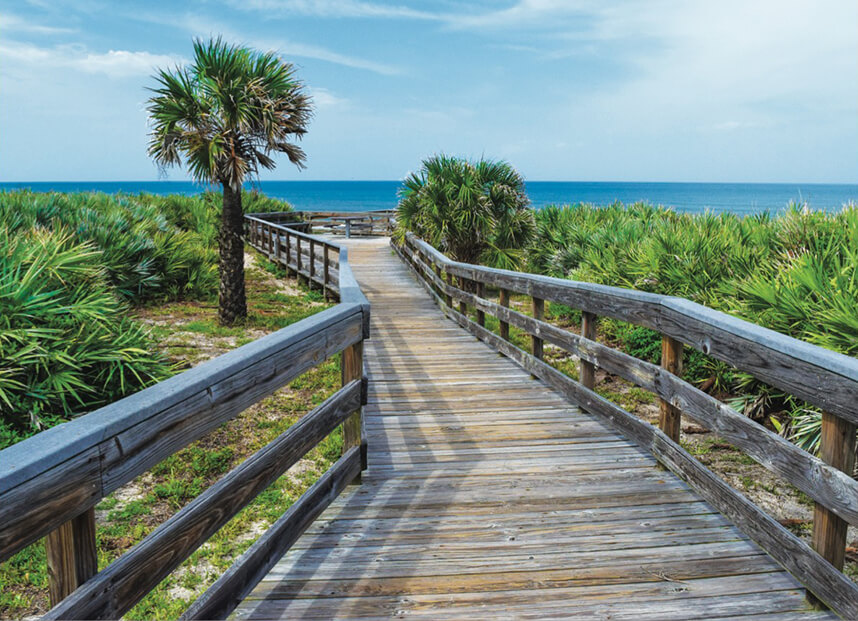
[0, 189, 293, 447]
[529, 200, 858, 451]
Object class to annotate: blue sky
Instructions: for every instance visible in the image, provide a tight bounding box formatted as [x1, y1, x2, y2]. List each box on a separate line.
[1, 0, 856, 183]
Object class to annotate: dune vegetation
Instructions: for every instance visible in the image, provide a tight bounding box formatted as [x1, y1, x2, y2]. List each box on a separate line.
[394, 155, 858, 453]
[0, 189, 294, 448]
[526, 201, 858, 451]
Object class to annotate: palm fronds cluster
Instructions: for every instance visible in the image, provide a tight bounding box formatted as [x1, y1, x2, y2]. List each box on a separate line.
[395, 155, 535, 270]
[0, 189, 292, 447]
[529, 201, 858, 451]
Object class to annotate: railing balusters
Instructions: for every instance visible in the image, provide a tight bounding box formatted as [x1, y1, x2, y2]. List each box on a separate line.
[531, 297, 544, 361]
[342, 341, 365, 483]
[499, 288, 510, 341]
[580, 311, 597, 389]
[811, 411, 857, 580]
[659, 336, 684, 442]
[476, 282, 485, 327]
[296, 236, 303, 284]
[309, 239, 316, 289]
[323, 245, 330, 299]
[45, 508, 97, 606]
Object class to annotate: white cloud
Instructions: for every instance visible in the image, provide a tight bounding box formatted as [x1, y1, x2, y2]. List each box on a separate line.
[228, 0, 441, 20]
[0, 42, 186, 78]
[310, 87, 348, 107]
[138, 12, 402, 75]
[0, 12, 75, 35]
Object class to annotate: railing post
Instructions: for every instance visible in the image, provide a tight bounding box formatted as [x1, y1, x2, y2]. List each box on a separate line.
[580, 311, 597, 389]
[323, 245, 330, 299]
[458, 276, 468, 315]
[309, 239, 316, 289]
[811, 411, 856, 587]
[499, 288, 510, 341]
[284, 231, 292, 275]
[476, 282, 485, 327]
[444, 271, 453, 308]
[342, 340, 365, 483]
[659, 336, 684, 442]
[296, 237, 304, 284]
[45, 507, 97, 606]
[531, 297, 544, 360]
[273, 228, 281, 262]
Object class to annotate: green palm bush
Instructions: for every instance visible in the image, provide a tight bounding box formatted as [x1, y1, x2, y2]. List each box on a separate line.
[396, 155, 534, 269]
[0, 227, 171, 448]
[530, 200, 858, 452]
[0, 188, 294, 447]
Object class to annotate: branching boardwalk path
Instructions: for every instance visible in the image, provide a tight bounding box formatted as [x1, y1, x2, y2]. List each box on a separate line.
[233, 238, 827, 620]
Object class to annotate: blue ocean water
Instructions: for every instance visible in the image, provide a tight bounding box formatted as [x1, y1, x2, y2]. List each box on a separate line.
[1, 180, 856, 215]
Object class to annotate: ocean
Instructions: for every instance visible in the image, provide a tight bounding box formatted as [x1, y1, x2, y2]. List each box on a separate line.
[1, 180, 856, 215]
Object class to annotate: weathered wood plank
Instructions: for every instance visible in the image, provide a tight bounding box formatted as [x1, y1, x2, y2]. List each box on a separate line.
[45, 381, 362, 620]
[435, 298, 858, 617]
[403, 232, 858, 425]
[180, 448, 361, 620]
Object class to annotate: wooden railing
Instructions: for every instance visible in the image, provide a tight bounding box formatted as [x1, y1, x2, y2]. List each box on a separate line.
[0, 216, 369, 620]
[303, 209, 396, 236]
[396, 232, 858, 618]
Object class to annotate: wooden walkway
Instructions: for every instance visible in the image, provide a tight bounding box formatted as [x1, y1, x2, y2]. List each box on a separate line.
[232, 238, 826, 620]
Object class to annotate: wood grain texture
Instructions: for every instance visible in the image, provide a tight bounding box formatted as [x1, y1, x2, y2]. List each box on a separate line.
[580, 310, 597, 389]
[659, 335, 683, 442]
[404, 244, 858, 530]
[45, 381, 362, 620]
[45, 508, 97, 606]
[181, 448, 362, 620]
[230, 237, 826, 621]
[812, 411, 857, 572]
[415, 256, 857, 618]
[0, 218, 370, 564]
[404, 232, 858, 425]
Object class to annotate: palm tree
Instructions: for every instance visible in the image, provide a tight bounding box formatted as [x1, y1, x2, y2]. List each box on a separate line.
[147, 37, 312, 324]
[396, 155, 534, 269]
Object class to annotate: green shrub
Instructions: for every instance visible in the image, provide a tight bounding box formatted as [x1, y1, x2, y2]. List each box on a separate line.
[396, 155, 534, 269]
[529, 200, 858, 450]
[0, 189, 293, 447]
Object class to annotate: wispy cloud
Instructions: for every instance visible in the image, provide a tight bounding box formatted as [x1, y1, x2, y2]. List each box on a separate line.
[0, 42, 186, 78]
[310, 87, 348, 107]
[0, 12, 75, 35]
[133, 11, 403, 75]
[226, 0, 441, 20]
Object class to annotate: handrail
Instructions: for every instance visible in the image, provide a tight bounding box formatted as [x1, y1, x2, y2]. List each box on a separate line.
[396, 231, 858, 618]
[0, 215, 369, 619]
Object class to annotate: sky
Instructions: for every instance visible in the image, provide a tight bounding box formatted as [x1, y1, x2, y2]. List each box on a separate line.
[1, 0, 856, 183]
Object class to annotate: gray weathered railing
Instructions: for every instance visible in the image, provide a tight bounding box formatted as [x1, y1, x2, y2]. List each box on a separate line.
[304, 209, 396, 236]
[396, 231, 858, 618]
[0, 216, 369, 620]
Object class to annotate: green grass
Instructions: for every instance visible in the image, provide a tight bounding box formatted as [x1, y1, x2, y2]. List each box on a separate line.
[0, 190, 297, 447]
[0, 252, 339, 619]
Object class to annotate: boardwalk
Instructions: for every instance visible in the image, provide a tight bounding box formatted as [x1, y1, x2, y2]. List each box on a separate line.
[233, 238, 823, 620]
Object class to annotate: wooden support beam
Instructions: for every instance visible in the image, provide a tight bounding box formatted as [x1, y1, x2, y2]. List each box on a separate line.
[323, 245, 331, 300]
[458, 276, 467, 315]
[531, 297, 544, 361]
[811, 411, 857, 587]
[445, 272, 453, 308]
[499, 288, 510, 341]
[45, 508, 97, 606]
[342, 341, 365, 482]
[659, 336, 684, 443]
[476, 282, 485, 327]
[284, 232, 292, 276]
[309, 240, 316, 290]
[580, 311, 597, 389]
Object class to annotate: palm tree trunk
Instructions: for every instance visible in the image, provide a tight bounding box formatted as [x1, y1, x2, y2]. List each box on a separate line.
[218, 184, 247, 325]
